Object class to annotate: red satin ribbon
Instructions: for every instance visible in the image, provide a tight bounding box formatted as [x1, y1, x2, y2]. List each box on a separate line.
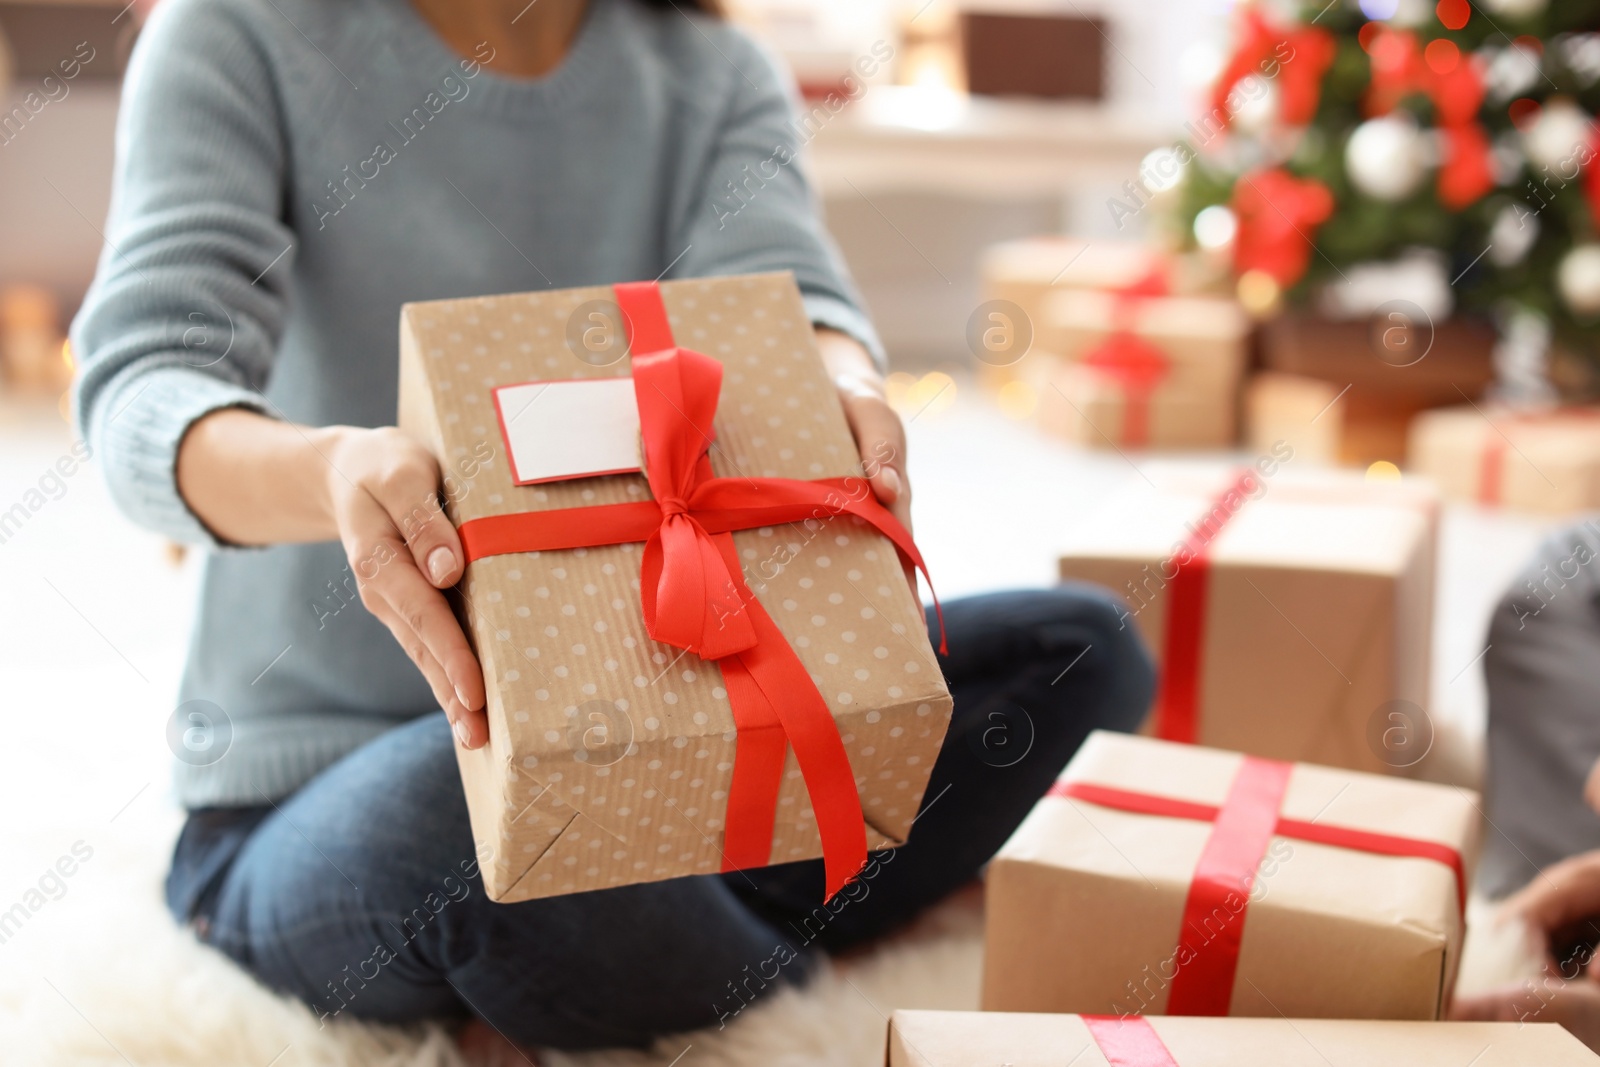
[1081, 265, 1171, 448]
[1052, 763, 1467, 1015]
[1082, 1015, 1179, 1066]
[457, 281, 944, 900]
[1151, 469, 1259, 743]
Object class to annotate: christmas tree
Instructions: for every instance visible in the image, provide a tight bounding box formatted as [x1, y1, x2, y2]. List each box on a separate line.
[1175, 0, 1600, 384]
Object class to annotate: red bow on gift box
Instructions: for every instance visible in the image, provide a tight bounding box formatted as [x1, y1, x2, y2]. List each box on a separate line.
[1081, 264, 1172, 448]
[456, 281, 943, 900]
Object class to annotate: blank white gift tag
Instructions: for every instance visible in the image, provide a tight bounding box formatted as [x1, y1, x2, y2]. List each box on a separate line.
[493, 377, 641, 486]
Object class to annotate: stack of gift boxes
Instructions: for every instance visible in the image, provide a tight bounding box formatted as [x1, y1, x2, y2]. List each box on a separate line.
[397, 270, 1595, 1064]
[979, 237, 1249, 451]
[900, 457, 1591, 1060]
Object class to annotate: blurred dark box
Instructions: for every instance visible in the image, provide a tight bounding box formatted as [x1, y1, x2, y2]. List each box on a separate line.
[1259, 311, 1496, 404]
[0, 3, 136, 81]
[961, 11, 1105, 100]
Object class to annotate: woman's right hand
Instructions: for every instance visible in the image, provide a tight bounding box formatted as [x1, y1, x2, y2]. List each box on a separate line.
[323, 426, 487, 748]
[179, 409, 488, 746]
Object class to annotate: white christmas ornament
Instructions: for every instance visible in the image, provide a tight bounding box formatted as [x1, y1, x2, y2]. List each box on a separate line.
[1488, 201, 1539, 267]
[1346, 116, 1426, 201]
[1193, 205, 1237, 250]
[1230, 78, 1279, 135]
[1482, 0, 1547, 16]
[1524, 99, 1594, 173]
[1558, 245, 1600, 317]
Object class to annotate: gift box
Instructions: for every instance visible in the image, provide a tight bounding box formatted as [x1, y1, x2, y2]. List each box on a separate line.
[1409, 404, 1600, 514]
[888, 1010, 1596, 1065]
[1035, 289, 1247, 450]
[980, 731, 1479, 1020]
[1259, 310, 1496, 404]
[1040, 355, 1237, 450]
[1057, 464, 1437, 773]
[1245, 371, 1440, 469]
[975, 239, 1197, 391]
[397, 272, 953, 902]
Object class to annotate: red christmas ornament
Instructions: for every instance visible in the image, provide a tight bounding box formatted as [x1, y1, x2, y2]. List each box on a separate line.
[1438, 123, 1496, 208]
[1364, 25, 1493, 208]
[1231, 169, 1335, 287]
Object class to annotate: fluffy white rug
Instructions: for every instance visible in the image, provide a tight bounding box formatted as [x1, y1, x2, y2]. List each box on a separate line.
[0, 803, 985, 1067]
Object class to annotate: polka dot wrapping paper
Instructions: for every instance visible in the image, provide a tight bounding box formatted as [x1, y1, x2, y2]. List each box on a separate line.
[398, 272, 953, 902]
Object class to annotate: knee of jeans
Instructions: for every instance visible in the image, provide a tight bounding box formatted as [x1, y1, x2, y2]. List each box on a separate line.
[1056, 583, 1156, 725]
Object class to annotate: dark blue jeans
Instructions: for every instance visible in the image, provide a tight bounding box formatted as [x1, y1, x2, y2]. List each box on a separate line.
[167, 587, 1152, 1050]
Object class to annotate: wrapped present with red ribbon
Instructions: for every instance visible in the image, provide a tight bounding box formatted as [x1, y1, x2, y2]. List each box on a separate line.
[1057, 464, 1437, 773]
[888, 1011, 1597, 1066]
[974, 239, 1219, 392]
[1037, 282, 1247, 450]
[397, 272, 952, 902]
[979, 732, 1479, 1020]
[1409, 404, 1600, 515]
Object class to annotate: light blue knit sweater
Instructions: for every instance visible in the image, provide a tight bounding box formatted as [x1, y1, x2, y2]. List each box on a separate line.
[71, 0, 881, 807]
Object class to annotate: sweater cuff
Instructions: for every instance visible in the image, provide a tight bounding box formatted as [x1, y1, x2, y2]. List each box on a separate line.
[803, 293, 887, 375]
[91, 365, 269, 547]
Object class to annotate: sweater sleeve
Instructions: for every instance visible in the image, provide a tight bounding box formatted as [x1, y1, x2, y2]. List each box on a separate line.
[70, 0, 293, 546]
[669, 27, 887, 372]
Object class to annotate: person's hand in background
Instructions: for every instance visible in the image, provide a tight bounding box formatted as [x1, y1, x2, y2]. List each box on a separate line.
[177, 410, 488, 748]
[1450, 849, 1600, 1051]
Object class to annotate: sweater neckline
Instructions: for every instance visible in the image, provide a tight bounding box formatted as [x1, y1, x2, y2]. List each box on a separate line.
[374, 0, 624, 117]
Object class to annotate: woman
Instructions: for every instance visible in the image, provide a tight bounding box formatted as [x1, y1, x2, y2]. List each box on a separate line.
[73, 0, 1153, 1053]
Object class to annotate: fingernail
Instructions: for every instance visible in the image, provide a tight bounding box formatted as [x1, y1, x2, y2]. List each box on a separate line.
[455, 684, 474, 711]
[879, 467, 902, 500]
[427, 546, 456, 585]
[453, 718, 470, 747]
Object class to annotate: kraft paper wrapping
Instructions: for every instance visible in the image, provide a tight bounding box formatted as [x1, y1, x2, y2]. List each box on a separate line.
[976, 238, 1183, 390]
[1057, 464, 1437, 774]
[397, 272, 952, 901]
[887, 1011, 1596, 1066]
[1409, 404, 1600, 514]
[1038, 289, 1249, 388]
[980, 733, 1480, 1020]
[1040, 360, 1238, 450]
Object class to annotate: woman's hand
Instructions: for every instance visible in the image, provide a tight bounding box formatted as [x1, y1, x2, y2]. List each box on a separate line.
[1448, 849, 1600, 1052]
[177, 410, 487, 748]
[324, 426, 487, 749]
[816, 329, 917, 592]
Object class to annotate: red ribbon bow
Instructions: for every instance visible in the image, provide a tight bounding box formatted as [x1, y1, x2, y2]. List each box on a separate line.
[1053, 755, 1465, 1016]
[458, 281, 943, 900]
[1081, 264, 1172, 448]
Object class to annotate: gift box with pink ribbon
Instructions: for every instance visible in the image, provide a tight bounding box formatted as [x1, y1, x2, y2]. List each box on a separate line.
[1409, 404, 1600, 514]
[1036, 282, 1249, 451]
[397, 272, 952, 902]
[887, 1011, 1597, 1065]
[1057, 463, 1438, 773]
[979, 732, 1479, 1021]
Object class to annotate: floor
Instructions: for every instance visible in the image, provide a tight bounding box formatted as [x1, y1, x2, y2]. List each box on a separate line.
[0, 379, 1564, 1064]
